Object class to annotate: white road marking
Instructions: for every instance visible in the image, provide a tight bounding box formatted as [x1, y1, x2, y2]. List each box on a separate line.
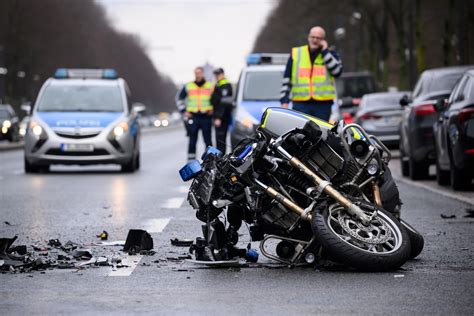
[108, 255, 143, 277]
[163, 197, 185, 209]
[143, 218, 171, 233]
[393, 175, 474, 206]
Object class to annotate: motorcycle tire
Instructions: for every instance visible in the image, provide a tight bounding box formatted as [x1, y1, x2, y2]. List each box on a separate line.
[400, 219, 424, 259]
[312, 201, 411, 272]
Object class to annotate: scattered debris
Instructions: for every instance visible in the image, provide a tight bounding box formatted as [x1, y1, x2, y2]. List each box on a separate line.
[394, 274, 405, 278]
[72, 249, 93, 260]
[139, 250, 156, 256]
[170, 238, 194, 247]
[123, 229, 153, 254]
[464, 209, 474, 218]
[461, 248, 469, 251]
[4, 221, 11, 226]
[440, 214, 456, 219]
[48, 239, 62, 248]
[96, 231, 109, 241]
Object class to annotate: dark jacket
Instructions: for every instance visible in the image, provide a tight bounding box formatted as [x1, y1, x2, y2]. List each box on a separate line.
[211, 79, 233, 120]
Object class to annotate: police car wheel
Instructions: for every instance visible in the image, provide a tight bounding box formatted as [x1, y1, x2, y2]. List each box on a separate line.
[24, 157, 40, 173]
[121, 152, 138, 172]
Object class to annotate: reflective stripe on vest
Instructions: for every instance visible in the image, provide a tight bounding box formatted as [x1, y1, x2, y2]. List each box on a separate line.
[186, 81, 213, 112]
[291, 45, 336, 101]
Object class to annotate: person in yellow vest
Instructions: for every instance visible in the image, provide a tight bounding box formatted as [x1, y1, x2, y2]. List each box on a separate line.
[280, 26, 343, 121]
[177, 67, 214, 160]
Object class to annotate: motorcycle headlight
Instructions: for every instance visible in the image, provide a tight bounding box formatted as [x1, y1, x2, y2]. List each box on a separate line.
[367, 159, 379, 175]
[3, 120, 11, 128]
[113, 122, 129, 137]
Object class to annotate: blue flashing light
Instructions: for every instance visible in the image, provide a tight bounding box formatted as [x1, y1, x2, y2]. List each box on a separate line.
[179, 160, 202, 181]
[54, 68, 68, 78]
[201, 146, 222, 161]
[103, 69, 118, 79]
[246, 54, 261, 65]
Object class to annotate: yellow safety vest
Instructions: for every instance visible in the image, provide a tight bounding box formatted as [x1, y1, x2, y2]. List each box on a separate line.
[217, 78, 230, 87]
[291, 45, 336, 101]
[186, 81, 214, 113]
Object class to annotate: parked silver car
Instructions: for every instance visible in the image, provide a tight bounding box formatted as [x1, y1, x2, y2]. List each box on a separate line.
[354, 91, 409, 147]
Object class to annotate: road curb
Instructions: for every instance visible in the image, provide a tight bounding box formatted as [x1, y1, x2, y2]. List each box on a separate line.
[393, 175, 474, 206]
[0, 142, 24, 152]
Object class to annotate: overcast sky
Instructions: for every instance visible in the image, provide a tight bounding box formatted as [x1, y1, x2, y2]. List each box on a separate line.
[97, 0, 276, 84]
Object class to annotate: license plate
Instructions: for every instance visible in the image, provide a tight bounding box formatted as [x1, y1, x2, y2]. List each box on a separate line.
[60, 143, 94, 152]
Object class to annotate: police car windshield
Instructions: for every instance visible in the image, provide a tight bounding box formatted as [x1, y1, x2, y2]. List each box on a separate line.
[36, 85, 123, 112]
[243, 71, 283, 101]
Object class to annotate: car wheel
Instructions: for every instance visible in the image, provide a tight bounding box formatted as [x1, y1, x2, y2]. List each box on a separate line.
[24, 157, 40, 173]
[436, 160, 450, 186]
[135, 151, 140, 170]
[121, 152, 137, 173]
[399, 140, 409, 177]
[409, 157, 429, 180]
[450, 163, 471, 191]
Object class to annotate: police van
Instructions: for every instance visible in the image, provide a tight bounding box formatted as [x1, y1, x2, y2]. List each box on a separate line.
[24, 68, 144, 173]
[230, 53, 288, 147]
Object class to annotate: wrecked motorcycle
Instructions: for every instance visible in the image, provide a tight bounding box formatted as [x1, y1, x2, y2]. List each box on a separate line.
[180, 108, 424, 271]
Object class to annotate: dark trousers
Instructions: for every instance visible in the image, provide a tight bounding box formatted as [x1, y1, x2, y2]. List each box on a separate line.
[215, 118, 230, 154]
[188, 113, 212, 158]
[293, 100, 333, 121]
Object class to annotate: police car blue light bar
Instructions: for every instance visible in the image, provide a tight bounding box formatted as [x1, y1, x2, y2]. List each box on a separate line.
[246, 53, 289, 66]
[54, 68, 118, 79]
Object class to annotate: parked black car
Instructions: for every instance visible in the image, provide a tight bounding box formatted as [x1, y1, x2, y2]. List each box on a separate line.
[0, 104, 20, 142]
[354, 91, 409, 147]
[433, 69, 474, 190]
[399, 66, 473, 180]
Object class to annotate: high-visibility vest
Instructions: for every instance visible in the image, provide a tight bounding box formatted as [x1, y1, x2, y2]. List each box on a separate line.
[291, 45, 336, 101]
[217, 78, 230, 87]
[185, 81, 214, 113]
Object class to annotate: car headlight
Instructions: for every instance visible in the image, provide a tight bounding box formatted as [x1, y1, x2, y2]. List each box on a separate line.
[3, 120, 11, 128]
[29, 120, 45, 137]
[113, 122, 129, 137]
[162, 119, 169, 127]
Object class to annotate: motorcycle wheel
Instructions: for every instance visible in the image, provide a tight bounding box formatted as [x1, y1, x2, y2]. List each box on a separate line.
[400, 219, 424, 259]
[312, 201, 411, 272]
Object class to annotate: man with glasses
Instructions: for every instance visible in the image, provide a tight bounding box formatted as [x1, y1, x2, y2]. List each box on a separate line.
[280, 26, 343, 121]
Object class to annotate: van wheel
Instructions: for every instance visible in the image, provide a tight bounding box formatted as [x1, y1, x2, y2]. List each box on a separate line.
[450, 163, 470, 191]
[436, 160, 450, 186]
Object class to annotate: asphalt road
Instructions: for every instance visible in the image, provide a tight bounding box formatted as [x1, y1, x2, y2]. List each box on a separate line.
[1, 128, 473, 315]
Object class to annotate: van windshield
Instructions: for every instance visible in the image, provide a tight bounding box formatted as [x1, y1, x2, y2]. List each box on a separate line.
[36, 85, 124, 112]
[243, 71, 283, 101]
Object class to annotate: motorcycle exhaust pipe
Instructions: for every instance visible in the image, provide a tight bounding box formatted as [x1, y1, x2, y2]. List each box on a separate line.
[274, 144, 371, 225]
[254, 179, 312, 222]
[372, 182, 382, 207]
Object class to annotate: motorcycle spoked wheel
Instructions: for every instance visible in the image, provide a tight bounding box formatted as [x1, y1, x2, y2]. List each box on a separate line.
[400, 219, 424, 259]
[312, 201, 411, 272]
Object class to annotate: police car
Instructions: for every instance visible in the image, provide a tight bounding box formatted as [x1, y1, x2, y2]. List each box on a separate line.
[24, 68, 144, 173]
[230, 53, 288, 147]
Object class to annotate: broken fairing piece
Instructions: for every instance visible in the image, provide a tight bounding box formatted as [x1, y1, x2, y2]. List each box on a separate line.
[93, 240, 125, 246]
[123, 230, 153, 253]
[185, 259, 242, 267]
[170, 238, 194, 247]
[72, 249, 93, 260]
